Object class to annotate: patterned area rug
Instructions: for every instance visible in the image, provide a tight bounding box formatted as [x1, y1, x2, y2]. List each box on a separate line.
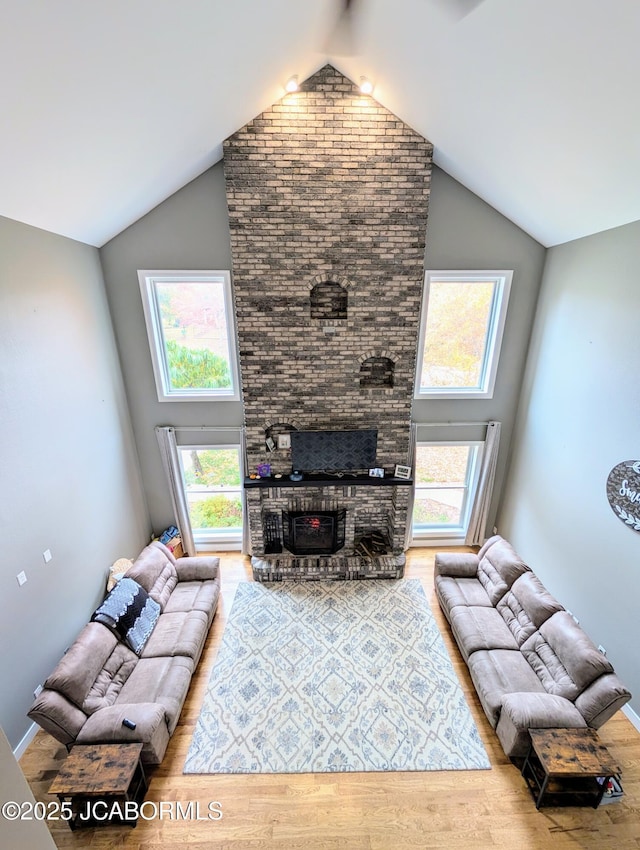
[184, 579, 490, 774]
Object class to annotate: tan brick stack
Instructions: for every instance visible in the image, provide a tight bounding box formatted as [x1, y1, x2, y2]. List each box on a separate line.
[223, 64, 432, 576]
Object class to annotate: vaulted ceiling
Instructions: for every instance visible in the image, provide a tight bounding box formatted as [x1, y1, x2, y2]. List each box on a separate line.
[2, 0, 639, 248]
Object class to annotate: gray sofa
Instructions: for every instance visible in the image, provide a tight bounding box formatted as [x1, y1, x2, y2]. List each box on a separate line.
[435, 536, 631, 757]
[28, 541, 220, 764]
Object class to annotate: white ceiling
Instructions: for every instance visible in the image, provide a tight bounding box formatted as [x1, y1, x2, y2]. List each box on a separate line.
[2, 0, 639, 248]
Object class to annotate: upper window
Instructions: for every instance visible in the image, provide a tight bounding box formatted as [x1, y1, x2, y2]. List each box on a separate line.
[415, 270, 512, 399]
[138, 270, 239, 401]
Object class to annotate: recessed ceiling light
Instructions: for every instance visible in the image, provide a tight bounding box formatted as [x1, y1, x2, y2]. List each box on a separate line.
[359, 76, 374, 95]
[285, 75, 299, 93]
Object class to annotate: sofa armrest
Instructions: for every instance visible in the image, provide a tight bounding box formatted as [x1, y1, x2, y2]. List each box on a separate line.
[28, 689, 87, 746]
[76, 702, 171, 764]
[574, 673, 632, 728]
[496, 691, 587, 757]
[434, 551, 478, 579]
[175, 556, 220, 582]
[76, 702, 167, 742]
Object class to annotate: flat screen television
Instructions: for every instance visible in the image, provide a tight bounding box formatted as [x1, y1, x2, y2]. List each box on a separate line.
[290, 428, 378, 473]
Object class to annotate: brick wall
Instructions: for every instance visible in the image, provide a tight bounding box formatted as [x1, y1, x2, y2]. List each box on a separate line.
[223, 64, 432, 564]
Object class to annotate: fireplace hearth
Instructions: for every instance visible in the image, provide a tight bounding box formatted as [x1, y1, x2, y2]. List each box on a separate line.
[248, 479, 410, 580]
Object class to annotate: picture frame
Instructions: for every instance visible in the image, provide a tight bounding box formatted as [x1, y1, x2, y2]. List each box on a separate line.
[369, 467, 385, 478]
[277, 433, 291, 450]
[394, 464, 411, 480]
[265, 436, 276, 452]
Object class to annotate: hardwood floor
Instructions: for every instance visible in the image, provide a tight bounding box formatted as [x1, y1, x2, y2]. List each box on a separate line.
[20, 548, 640, 849]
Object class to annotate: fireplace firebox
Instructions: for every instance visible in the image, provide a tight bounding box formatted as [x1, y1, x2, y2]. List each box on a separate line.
[282, 509, 346, 555]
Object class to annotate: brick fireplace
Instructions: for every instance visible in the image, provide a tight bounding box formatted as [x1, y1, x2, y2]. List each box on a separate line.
[223, 65, 432, 579]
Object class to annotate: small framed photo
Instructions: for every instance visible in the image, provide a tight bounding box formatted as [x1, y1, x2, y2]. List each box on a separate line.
[369, 467, 385, 478]
[394, 464, 411, 480]
[277, 433, 291, 450]
[265, 436, 276, 452]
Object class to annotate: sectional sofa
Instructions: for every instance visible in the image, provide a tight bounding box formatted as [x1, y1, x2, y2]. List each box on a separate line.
[435, 536, 631, 757]
[28, 541, 220, 764]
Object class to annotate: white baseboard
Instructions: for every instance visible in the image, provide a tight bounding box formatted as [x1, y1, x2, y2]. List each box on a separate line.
[622, 704, 640, 733]
[13, 722, 39, 760]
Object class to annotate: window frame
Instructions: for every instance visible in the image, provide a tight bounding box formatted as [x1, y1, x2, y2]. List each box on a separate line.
[177, 443, 243, 548]
[411, 440, 484, 543]
[138, 269, 240, 402]
[414, 270, 513, 400]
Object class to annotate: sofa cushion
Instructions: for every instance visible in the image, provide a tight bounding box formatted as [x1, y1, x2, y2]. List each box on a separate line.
[521, 612, 614, 699]
[163, 580, 220, 626]
[450, 606, 519, 662]
[477, 534, 502, 560]
[44, 622, 119, 709]
[436, 576, 493, 619]
[477, 538, 531, 605]
[92, 578, 161, 656]
[141, 611, 209, 661]
[497, 572, 564, 646]
[125, 542, 178, 610]
[118, 656, 194, 734]
[467, 649, 546, 727]
[82, 641, 138, 714]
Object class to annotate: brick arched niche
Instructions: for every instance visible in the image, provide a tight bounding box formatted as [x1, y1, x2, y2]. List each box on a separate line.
[359, 355, 395, 389]
[309, 277, 349, 320]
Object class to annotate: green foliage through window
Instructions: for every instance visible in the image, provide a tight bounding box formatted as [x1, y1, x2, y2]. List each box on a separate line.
[189, 495, 242, 529]
[166, 341, 231, 390]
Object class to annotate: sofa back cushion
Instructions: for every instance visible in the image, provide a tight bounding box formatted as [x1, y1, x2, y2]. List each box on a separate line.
[45, 622, 120, 708]
[125, 542, 178, 610]
[82, 641, 138, 714]
[521, 612, 614, 700]
[477, 537, 530, 605]
[477, 534, 502, 561]
[497, 572, 564, 645]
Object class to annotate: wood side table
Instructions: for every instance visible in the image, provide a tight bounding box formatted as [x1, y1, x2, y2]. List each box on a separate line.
[49, 743, 148, 830]
[522, 727, 621, 809]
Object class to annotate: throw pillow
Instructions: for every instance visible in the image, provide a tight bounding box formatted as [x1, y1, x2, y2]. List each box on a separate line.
[92, 577, 160, 656]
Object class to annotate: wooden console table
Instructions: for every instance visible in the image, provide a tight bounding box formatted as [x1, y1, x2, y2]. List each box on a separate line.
[49, 743, 148, 830]
[521, 727, 621, 809]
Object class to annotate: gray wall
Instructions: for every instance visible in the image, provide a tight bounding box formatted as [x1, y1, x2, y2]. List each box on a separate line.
[498, 219, 640, 717]
[101, 162, 546, 539]
[0, 216, 150, 749]
[100, 165, 242, 534]
[417, 167, 546, 534]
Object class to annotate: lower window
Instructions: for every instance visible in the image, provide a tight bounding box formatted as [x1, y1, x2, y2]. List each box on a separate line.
[412, 442, 483, 541]
[178, 446, 243, 547]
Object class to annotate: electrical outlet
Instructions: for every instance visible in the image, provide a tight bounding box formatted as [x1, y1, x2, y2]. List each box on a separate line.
[43, 549, 52, 564]
[16, 571, 27, 587]
[598, 644, 607, 656]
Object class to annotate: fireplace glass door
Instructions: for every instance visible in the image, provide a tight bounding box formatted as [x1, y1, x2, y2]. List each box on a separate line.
[282, 509, 346, 555]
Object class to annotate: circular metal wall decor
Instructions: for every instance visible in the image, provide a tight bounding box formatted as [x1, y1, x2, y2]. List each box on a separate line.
[607, 460, 640, 533]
